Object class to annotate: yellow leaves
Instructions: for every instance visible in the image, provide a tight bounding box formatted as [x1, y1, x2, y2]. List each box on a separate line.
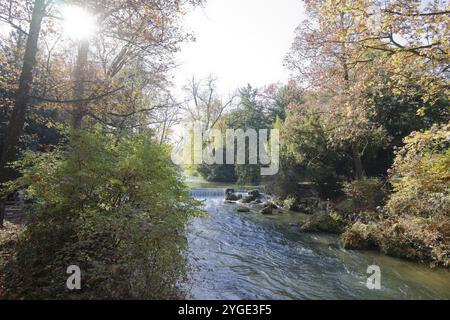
[417, 107, 426, 117]
[392, 87, 402, 96]
[108, 178, 123, 186]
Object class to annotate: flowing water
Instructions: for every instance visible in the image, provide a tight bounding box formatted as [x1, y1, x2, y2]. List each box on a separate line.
[185, 188, 450, 300]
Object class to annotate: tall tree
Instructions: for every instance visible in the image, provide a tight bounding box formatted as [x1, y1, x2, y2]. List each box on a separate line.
[0, 0, 47, 227]
[285, 0, 387, 180]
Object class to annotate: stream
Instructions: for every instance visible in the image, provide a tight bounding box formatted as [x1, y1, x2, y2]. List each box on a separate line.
[185, 188, 450, 300]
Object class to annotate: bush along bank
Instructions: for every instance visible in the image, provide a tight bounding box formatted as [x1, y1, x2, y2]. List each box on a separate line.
[0, 128, 201, 299]
[284, 124, 450, 268]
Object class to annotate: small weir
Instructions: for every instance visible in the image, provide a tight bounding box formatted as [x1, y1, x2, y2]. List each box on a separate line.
[189, 188, 248, 198]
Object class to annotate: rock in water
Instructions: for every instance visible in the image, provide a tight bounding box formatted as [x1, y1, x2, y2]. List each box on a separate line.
[263, 202, 278, 209]
[225, 193, 241, 201]
[225, 188, 235, 196]
[260, 206, 273, 215]
[237, 206, 250, 213]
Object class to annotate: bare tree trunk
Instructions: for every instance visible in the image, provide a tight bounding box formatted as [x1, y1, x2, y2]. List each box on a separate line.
[352, 146, 364, 181]
[0, 0, 46, 228]
[72, 41, 89, 129]
[0, 200, 4, 229]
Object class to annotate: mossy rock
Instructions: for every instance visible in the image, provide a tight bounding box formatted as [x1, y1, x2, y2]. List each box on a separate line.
[237, 206, 250, 213]
[300, 212, 343, 234]
[260, 206, 273, 215]
[341, 222, 379, 250]
[263, 202, 278, 209]
[225, 193, 241, 201]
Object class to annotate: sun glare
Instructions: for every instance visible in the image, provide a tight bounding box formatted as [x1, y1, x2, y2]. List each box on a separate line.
[61, 5, 97, 40]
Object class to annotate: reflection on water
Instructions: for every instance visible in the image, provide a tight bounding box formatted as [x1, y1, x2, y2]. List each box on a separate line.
[185, 190, 450, 300]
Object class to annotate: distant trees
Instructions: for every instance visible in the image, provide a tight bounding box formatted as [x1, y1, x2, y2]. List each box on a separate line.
[182, 75, 236, 132]
[195, 83, 303, 185]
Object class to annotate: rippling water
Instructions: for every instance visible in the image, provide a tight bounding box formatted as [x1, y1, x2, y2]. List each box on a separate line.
[185, 189, 450, 300]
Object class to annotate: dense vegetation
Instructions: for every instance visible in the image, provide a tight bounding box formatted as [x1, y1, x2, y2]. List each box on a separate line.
[192, 0, 449, 267]
[0, 0, 203, 299]
[0, 0, 448, 300]
[2, 128, 198, 298]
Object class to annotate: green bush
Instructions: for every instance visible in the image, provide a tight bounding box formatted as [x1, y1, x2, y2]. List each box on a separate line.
[386, 123, 450, 219]
[379, 123, 449, 267]
[341, 222, 380, 250]
[283, 196, 298, 211]
[377, 217, 448, 267]
[3, 127, 199, 299]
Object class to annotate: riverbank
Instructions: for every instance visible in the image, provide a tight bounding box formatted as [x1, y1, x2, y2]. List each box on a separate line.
[187, 178, 449, 269]
[0, 207, 26, 299]
[185, 191, 450, 299]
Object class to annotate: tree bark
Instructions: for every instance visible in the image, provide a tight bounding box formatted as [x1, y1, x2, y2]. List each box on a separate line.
[0, 0, 46, 228]
[352, 147, 364, 181]
[72, 41, 89, 129]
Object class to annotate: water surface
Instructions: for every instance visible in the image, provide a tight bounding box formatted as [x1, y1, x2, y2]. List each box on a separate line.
[186, 188, 450, 300]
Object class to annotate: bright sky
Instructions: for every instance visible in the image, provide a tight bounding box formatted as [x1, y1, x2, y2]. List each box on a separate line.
[173, 0, 305, 96]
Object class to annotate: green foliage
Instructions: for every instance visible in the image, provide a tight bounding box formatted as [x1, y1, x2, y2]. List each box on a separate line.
[197, 161, 236, 183]
[340, 124, 450, 267]
[342, 178, 387, 212]
[341, 222, 380, 250]
[195, 84, 274, 185]
[300, 211, 344, 234]
[377, 217, 449, 267]
[283, 196, 298, 211]
[387, 123, 450, 219]
[281, 96, 351, 198]
[3, 127, 198, 299]
[379, 123, 449, 267]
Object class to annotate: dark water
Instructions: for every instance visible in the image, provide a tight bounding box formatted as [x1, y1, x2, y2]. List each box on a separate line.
[185, 189, 450, 300]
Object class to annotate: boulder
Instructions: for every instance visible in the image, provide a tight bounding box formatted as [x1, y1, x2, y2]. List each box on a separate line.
[225, 193, 241, 201]
[300, 212, 343, 234]
[263, 202, 278, 209]
[260, 206, 273, 215]
[237, 206, 250, 213]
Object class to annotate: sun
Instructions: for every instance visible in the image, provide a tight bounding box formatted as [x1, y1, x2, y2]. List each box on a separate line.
[61, 5, 97, 40]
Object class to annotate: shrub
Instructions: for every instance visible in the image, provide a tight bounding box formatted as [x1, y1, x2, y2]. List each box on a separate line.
[342, 178, 387, 212]
[283, 196, 298, 211]
[300, 211, 344, 234]
[386, 122, 450, 219]
[379, 123, 450, 267]
[377, 217, 448, 267]
[2, 127, 199, 299]
[341, 222, 380, 250]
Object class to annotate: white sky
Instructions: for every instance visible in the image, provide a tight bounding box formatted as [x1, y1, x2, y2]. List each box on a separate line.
[173, 0, 305, 96]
